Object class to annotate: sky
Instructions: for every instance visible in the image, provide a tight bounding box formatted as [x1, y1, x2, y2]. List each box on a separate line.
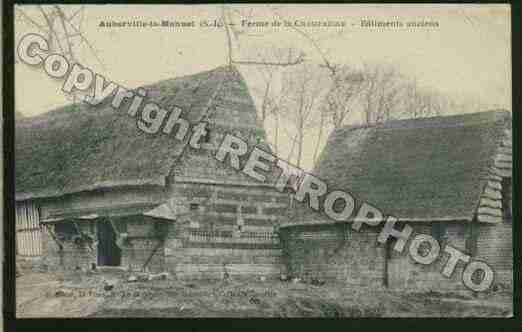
[14, 4, 511, 170]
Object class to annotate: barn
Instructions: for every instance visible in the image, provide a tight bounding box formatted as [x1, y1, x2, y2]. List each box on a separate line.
[15, 65, 291, 279]
[279, 110, 512, 293]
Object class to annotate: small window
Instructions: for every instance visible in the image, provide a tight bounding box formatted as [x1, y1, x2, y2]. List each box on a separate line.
[190, 203, 200, 211]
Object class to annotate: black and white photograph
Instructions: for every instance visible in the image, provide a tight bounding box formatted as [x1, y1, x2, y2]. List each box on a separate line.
[7, 3, 514, 320]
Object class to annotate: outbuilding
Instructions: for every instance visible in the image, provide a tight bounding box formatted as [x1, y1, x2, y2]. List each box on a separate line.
[15, 66, 290, 279]
[280, 110, 512, 293]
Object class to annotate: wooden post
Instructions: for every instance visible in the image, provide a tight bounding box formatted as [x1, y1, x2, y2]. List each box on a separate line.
[35, 205, 42, 256]
[23, 203, 30, 256]
[466, 218, 478, 256]
[19, 203, 25, 256]
[108, 217, 128, 249]
[28, 203, 35, 256]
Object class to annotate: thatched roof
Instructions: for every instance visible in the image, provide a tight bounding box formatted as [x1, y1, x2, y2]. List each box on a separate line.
[16, 66, 256, 200]
[284, 110, 511, 227]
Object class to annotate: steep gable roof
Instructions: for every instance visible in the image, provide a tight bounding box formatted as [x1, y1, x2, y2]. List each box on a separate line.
[16, 66, 258, 200]
[308, 110, 512, 224]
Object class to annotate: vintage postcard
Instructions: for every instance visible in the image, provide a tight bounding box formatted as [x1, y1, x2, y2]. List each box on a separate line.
[12, 4, 512, 318]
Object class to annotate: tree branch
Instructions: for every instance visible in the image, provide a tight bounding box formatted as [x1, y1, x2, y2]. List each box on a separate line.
[231, 53, 305, 67]
[16, 8, 47, 33]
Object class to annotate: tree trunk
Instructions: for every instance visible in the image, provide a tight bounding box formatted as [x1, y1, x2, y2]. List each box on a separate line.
[312, 113, 325, 165]
[287, 132, 298, 163]
[274, 111, 279, 155]
[296, 123, 304, 168]
[222, 6, 233, 66]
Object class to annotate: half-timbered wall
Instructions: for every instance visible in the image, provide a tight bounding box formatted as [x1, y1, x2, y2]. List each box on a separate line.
[162, 182, 290, 279]
[279, 223, 386, 287]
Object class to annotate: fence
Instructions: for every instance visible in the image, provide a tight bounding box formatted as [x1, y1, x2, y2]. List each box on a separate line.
[188, 229, 279, 245]
[16, 201, 42, 257]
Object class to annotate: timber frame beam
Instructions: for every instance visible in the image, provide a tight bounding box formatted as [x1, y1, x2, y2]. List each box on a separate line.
[44, 224, 64, 251]
[107, 217, 128, 249]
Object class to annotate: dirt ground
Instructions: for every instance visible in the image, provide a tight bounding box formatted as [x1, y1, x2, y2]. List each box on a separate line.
[16, 270, 513, 318]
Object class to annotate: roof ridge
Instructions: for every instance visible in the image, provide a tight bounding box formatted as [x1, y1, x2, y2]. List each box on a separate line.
[16, 65, 247, 200]
[142, 65, 233, 87]
[332, 110, 511, 135]
[307, 108, 512, 223]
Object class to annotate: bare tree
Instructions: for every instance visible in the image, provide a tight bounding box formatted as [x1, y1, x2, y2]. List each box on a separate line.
[305, 65, 363, 165]
[16, 5, 103, 66]
[323, 67, 364, 128]
[16, 5, 104, 106]
[248, 45, 307, 154]
[401, 78, 448, 119]
[358, 63, 405, 124]
[279, 64, 328, 167]
[216, 6, 313, 157]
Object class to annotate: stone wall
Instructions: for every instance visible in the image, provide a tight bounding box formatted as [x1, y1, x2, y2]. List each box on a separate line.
[40, 221, 98, 271]
[31, 177, 290, 277]
[119, 216, 165, 273]
[280, 223, 386, 287]
[280, 219, 512, 294]
[387, 223, 470, 292]
[29, 186, 167, 272]
[40, 217, 166, 273]
[162, 182, 289, 279]
[388, 221, 512, 293]
[165, 182, 289, 232]
[475, 221, 513, 292]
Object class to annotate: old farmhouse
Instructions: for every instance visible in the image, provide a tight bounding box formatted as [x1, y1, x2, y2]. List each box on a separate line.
[279, 110, 512, 293]
[16, 64, 512, 294]
[15, 66, 291, 279]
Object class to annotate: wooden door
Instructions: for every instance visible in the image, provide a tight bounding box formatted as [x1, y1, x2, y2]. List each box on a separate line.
[96, 219, 121, 266]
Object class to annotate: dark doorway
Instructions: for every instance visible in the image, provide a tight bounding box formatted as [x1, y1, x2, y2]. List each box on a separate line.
[97, 219, 121, 266]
